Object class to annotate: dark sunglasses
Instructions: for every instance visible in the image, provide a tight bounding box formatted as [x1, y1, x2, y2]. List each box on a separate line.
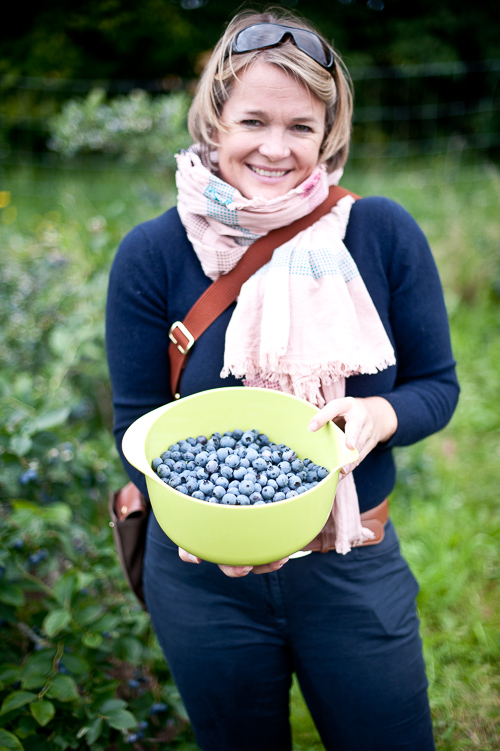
[232, 23, 335, 74]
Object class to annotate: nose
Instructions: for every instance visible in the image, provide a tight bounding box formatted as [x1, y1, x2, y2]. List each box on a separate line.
[258, 129, 291, 161]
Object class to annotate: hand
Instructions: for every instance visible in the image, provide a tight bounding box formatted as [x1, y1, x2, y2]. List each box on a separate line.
[308, 396, 398, 476]
[178, 548, 289, 577]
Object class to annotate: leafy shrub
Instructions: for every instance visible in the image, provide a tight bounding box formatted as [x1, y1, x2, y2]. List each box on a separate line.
[0, 500, 194, 751]
[47, 89, 191, 169]
[0, 179, 197, 749]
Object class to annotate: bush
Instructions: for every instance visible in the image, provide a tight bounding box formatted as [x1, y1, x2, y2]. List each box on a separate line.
[47, 89, 191, 170]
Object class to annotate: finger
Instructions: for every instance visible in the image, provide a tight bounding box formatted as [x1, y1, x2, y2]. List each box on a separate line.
[308, 397, 356, 433]
[218, 564, 254, 578]
[251, 557, 289, 575]
[178, 547, 201, 564]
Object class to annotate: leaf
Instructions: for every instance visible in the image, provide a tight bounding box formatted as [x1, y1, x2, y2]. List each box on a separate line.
[74, 603, 103, 626]
[0, 691, 37, 715]
[86, 717, 103, 745]
[40, 503, 72, 525]
[82, 632, 102, 649]
[105, 708, 137, 730]
[45, 674, 79, 702]
[43, 609, 71, 637]
[21, 673, 49, 691]
[0, 729, 25, 751]
[0, 584, 25, 607]
[97, 698, 127, 713]
[58, 654, 89, 677]
[30, 700, 55, 727]
[53, 572, 78, 608]
[9, 435, 32, 457]
[32, 407, 70, 434]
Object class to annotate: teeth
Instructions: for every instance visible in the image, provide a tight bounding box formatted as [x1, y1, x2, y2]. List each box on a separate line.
[250, 166, 288, 178]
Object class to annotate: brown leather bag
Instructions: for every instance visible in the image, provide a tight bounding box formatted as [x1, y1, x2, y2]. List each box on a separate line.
[110, 186, 362, 608]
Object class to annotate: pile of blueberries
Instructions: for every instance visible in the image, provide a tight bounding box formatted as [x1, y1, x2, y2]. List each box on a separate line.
[151, 428, 329, 505]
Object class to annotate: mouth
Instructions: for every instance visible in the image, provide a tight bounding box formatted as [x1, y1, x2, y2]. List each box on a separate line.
[247, 165, 290, 178]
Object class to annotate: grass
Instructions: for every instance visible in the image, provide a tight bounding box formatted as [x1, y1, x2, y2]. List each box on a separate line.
[1, 152, 499, 750]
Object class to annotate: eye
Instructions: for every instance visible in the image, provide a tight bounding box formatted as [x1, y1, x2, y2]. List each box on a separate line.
[292, 123, 313, 133]
[241, 119, 262, 127]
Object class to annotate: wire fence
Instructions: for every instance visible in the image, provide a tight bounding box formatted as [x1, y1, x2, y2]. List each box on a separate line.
[1, 58, 499, 172]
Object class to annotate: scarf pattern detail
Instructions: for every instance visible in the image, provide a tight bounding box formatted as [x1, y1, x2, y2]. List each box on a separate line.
[176, 146, 396, 554]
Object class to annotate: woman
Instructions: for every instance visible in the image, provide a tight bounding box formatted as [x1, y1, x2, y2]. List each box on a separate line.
[106, 8, 459, 751]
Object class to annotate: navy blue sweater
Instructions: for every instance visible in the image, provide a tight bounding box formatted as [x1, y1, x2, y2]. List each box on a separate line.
[105, 196, 459, 513]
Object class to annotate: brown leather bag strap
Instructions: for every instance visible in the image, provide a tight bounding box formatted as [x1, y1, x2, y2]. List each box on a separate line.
[168, 185, 361, 397]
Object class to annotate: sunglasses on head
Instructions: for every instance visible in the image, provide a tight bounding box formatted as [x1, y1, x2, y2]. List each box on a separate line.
[231, 22, 336, 74]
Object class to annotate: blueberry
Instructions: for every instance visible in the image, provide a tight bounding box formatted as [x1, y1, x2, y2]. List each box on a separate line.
[220, 436, 236, 449]
[206, 460, 219, 474]
[152, 457, 163, 470]
[288, 476, 302, 490]
[317, 467, 329, 479]
[291, 459, 304, 473]
[271, 451, 282, 464]
[215, 476, 229, 489]
[173, 460, 187, 473]
[161, 451, 172, 461]
[176, 484, 189, 494]
[195, 467, 208, 480]
[232, 429, 244, 440]
[213, 485, 226, 500]
[253, 500, 266, 506]
[185, 477, 199, 493]
[296, 486, 307, 494]
[237, 495, 251, 505]
[192, 491, 206, 500]
[222, 493, 237, 505]
[240, 431, 254, 446]
[306, 470, 319, 483]
[170, 451, 182, 462]
[258, 433, 270, 446]
[150, 702, 168, 715]
[282, 449, 296, 462]
[286, 490, 299, 499]
[225, 454, 240, 469]
[267, 465, 280, 479]
[246, 448, 259, 463]
[168, 476, 182, 488]
[199, 480, 215, 495]
[262, 486, 275, 500]
[196, 435, 208, 445]
[276, 473, 289, 488]
[249, 492, 263, 503]
[239, 480, 255, 496]
[168, 443, 180, 452]
[252, 457, 268, 472]
[156, 464, 170, 478]
[240, 458, 250, 468]
[274, 492, 286, 502]
[233, 466, 246, 480]
[267, 478, 278, 490]
[228, 480, 239, 489]
[278, 461, 291, 474]
[128, 679, 140, 689]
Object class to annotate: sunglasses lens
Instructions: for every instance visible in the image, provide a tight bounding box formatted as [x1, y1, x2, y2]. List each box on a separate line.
[233, 24, 334, 71]
[292, 29, 333, 68]
[234, 25, 284, 53]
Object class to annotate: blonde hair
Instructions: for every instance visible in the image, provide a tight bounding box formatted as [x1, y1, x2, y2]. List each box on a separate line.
[188, 8, 353, 172]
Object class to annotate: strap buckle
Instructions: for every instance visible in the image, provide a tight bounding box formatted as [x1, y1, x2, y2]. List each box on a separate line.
[169, 321, 195, 355]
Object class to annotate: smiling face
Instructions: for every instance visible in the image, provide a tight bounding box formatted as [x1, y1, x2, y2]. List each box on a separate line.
[215, 62, 326, 200]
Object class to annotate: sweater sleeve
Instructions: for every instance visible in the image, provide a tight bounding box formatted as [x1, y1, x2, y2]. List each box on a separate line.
[373, 198, 460, 447]
[105, 221, 173, 495]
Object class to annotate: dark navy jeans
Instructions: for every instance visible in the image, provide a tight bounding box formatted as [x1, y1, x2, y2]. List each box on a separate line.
[144, 512, 435, 751]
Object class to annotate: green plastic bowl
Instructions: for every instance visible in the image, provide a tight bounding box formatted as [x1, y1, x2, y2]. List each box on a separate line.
[122, 387, 357, 565]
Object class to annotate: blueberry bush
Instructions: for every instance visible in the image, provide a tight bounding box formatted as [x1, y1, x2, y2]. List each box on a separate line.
[48, 89, 190, 170]
[0, 175, 198, 750]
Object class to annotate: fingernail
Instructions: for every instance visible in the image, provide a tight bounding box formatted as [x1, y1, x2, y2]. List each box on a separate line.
[187, 553, 200, 563]
[308, 421, 318, 432]
[238, 566, 253, 575]
[277, 557, 289, 568]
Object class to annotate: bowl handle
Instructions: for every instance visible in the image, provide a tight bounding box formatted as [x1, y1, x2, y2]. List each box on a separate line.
[331, 444, 359, 472]
[122, 407, 167, 478]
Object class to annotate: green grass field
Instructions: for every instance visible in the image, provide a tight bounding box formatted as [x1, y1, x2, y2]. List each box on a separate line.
[2, 153, 499, 750]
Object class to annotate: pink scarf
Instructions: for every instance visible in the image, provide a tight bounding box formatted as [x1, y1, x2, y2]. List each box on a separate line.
[176, 146, 395, 553]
